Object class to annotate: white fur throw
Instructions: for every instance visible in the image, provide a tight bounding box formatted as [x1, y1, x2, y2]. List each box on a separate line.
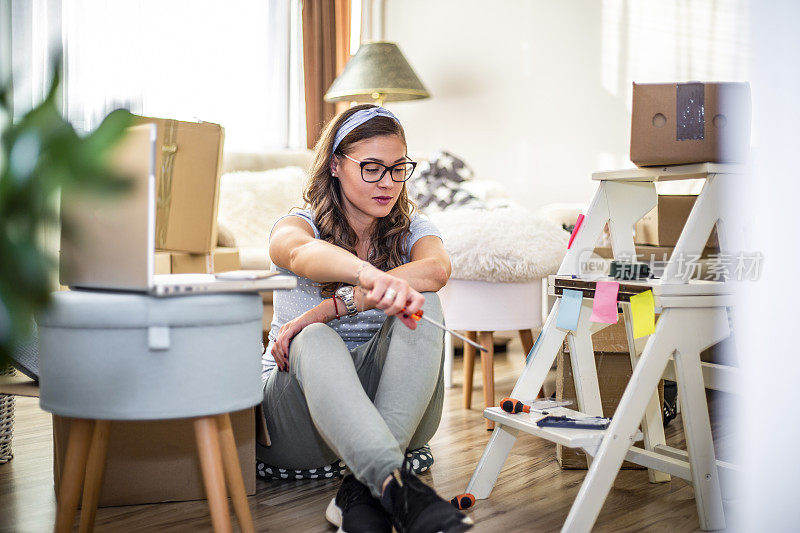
[217, 167, 308, 248]
[427, 207, 569, 282]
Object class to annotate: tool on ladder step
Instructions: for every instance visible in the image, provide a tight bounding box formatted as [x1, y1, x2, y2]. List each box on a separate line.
[536, 415, 611, 430]
[500, 397, 530, 414]
[500, 397, 573, 415]
[451, 493, 475, 510]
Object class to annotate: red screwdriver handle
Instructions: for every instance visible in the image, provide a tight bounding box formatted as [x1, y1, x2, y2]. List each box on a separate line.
[500, 397, 530, 414]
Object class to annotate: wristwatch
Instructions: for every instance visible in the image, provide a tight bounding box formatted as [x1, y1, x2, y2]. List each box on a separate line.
[335, 285, 358, 317]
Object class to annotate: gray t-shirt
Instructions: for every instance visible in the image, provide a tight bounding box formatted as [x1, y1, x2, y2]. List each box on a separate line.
[262, 208, 443, 380]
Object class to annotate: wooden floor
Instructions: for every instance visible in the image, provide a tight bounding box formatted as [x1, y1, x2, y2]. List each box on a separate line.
[0, 334, 737, 532]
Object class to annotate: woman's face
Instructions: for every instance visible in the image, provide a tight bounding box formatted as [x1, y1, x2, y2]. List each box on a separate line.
[333, 134, 408, 223]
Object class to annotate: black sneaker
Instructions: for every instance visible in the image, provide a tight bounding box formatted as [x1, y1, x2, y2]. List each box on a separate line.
[380, 460, 473, 533]
[663, 380, 678, 428]
[325, 474, 392, 533]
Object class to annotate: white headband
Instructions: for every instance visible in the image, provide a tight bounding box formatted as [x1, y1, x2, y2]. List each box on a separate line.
[331, 106, 401, 154]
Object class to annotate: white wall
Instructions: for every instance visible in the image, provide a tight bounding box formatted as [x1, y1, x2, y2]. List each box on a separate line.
[739, 1, 800, 528]
[382, 0, 749, 212]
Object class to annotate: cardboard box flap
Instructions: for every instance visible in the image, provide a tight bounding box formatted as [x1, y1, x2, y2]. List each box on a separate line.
[135, 116, 225, 253]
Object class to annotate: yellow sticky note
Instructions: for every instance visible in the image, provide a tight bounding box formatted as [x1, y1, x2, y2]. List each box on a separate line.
[630, 290, 656, 338]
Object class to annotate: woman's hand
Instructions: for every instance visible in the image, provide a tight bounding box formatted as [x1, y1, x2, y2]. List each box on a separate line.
[271, 309, 321, 372]
[357, 263, 425, 330]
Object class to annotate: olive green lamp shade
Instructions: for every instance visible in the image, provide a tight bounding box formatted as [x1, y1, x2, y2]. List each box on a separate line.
[324, 42, 430, 105]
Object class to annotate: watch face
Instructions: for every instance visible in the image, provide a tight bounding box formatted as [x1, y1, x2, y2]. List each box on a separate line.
[335, 285, 357, 316]
[336, 286, 351, 298]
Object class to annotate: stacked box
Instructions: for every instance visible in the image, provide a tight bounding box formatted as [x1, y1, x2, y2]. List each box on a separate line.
[53, 409, 256, 507]
[635, 195, 719, 249]
[156, 247, 241, 274]
[134, 116, 225, 254]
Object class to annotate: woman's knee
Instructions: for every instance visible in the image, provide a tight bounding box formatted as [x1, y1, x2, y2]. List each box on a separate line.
[420, 291, 443, 321]
[289, 323, 346, 365]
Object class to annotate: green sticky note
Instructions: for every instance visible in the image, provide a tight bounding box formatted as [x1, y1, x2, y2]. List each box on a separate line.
[630, 290, 656, 338]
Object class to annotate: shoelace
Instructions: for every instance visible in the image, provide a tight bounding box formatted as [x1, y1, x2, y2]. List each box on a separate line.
[342, 478, 373, 511]
[393, 457, 441, 530]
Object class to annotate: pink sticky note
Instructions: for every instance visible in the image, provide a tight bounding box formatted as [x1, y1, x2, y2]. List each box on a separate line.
[567, 214, 584, 249]
[590, 281, 620, 324]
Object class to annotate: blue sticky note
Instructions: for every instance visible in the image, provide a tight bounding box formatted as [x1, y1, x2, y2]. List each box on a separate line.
[557, 289, 583, 331]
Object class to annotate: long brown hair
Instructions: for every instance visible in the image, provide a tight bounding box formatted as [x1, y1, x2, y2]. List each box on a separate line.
[304, 104, 415, 297]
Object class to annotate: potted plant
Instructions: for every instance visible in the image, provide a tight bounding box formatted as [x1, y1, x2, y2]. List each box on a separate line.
[0, 62, 133, 369]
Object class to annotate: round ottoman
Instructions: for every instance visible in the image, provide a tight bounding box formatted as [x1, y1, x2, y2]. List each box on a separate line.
[38, 290, 263, 533]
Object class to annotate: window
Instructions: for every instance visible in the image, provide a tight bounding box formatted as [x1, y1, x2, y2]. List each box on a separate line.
[13, 0, 305, 151]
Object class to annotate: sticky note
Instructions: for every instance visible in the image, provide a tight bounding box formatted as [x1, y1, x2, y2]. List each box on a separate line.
[557, 289, 583, 331]
[590, 281, 619, 324]
[630, 290, 656, 338]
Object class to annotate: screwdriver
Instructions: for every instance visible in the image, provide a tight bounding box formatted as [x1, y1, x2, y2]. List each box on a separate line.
[403, 308, 488, 352]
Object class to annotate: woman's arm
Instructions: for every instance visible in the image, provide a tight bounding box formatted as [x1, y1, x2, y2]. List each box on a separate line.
[269, 217, 363, 285]
[269, 223, 449, 369]
[388, 235, 451, 292]
[269, 215, 425, 324]
[353, 235, 450, 312]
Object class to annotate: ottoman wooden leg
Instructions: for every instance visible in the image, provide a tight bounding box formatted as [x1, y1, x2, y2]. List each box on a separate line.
[518, 329, 534, 358]
[215, 413, 254, 533]
[479, 331, 495, 431]
[462, 331, 477, 409]
[194, 416, 233, 533]
[79, 420, 111, 533]
[55, 418, 94, 533]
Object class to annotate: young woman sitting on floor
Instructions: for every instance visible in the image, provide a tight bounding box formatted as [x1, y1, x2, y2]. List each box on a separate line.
[258, 104, 473, 533]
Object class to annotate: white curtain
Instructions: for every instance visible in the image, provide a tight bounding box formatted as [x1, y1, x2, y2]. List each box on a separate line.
[599, 0, 750, 194]
[10, 0, 306, 151]
[9, 0, 64, 120]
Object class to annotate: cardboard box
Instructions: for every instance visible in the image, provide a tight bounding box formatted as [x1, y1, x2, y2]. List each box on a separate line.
[556, 349, 664, 470]
[557, 312, 664, 469]
[53, 408, 256, 507]
[154, 251, 172, 275]
[562, 319, 629, 354]
[0, 374, 39, 397]
[630, 82, 751, 166]
[135, 116, 225, 254]
[594, 245, 678, 261]
[167, 247, 241, 274]
[635, 194, 719, 248]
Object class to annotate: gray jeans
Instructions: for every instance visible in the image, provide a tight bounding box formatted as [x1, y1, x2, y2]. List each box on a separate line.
[259, 292, 445, 497]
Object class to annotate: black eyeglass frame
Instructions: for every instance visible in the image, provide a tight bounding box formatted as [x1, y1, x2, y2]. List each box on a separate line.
[339, 152, 418, 183]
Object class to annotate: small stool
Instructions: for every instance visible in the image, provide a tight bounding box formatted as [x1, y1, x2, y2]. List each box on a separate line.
[38, 291, 264, 533]
[439, 279, 543, 429]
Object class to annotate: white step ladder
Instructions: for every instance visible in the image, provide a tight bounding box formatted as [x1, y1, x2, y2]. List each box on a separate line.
[460, 163, 743, 532]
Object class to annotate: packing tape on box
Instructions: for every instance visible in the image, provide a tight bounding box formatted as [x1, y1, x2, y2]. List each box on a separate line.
[156, 119, 178, 249]
[676, 82, 704, 141]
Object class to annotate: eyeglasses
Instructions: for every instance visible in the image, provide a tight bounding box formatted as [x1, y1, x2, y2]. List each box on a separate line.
[340, 153, 417, 183]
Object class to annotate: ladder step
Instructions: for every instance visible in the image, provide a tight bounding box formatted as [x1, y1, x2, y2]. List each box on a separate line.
[483, 407, 643, 449]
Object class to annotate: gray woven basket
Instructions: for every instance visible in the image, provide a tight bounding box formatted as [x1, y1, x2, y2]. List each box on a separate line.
[0, 365, 15, 464]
